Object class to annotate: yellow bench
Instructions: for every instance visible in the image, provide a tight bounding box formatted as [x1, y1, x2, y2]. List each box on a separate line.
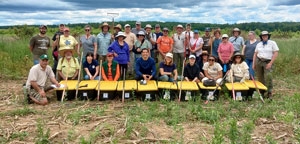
[243, 80, 267, 90]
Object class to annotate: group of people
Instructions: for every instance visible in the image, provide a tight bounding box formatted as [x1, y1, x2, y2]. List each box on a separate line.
[25, 22, 279, 105]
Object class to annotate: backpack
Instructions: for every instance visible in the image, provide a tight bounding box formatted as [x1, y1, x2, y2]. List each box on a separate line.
[203, 79, 216, 87]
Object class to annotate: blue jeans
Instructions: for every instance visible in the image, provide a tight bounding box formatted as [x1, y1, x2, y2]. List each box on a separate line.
[245, 59, 255, 78]
[84, 75, 100, 80]
[159, 75, 182, 82]
[33, 59, 39, 65]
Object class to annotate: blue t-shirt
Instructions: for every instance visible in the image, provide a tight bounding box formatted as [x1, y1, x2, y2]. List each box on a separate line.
[244, 40, 259, 60]
[212, 38, 222, 58]
[159, 62, 176, 76]
[83, 59, 99, 75]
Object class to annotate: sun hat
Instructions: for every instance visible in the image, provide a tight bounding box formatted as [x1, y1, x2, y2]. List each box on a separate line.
[231, 52, 244, 61]
[59, 49, 75, 57]
[232, 28, 241, 34]
[222, 34, 229, 38]
[115, 32, 126, 38]
[166, 53, 173, 58]
[124, 24, 131, 28]
[136, 31, 145, 37]
[259, 31, 271, 40]
[162, 27, 169, 31]
[189, 54, 196, 59]
[144, 24, 152, 29]
[101, 22, 110, 29]
[114, 24, 122, 30]
[39, 54, 49, 60]
[177, 24, 183, 29]
[39, 25, 47, 29]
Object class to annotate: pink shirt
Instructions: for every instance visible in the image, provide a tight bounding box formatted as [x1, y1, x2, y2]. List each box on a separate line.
[218, 42, 234, 62]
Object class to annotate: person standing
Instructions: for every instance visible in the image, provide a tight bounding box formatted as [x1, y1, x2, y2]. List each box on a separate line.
[131, 21, 145, 35]
[202, 27, 212, 54]
[54, 27, 79, 55]
[211, 29, 222, 60]
[172, 24, 186, 74]
[51, 24, 65, 74]
[25, 54, 60, 105]
[157, 27, 174, 64]
[29, 25, 50, 65]
[144, 24, 157, 55]
[108, 32, 130, 76]
[124, 24, 137, 75]
[189, 30, 204, 63]
[80, 25, 97, 60]
[242, 31, 259, 78]
[152, 24, 163, 62]
[253, 31, 279, 99]
[218, 34, 234, 75]
[113, 24, 122, 41]
[97, 22, 112, 61]
[184, 23, 194, 58]
[229, 28, 244, 53]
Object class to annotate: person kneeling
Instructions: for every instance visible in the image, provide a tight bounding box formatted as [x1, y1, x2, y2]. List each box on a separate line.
[158, 53, 180, 82]
[25, 54, 60, 105]
[83, 52, 100, 80]
[227, 52, 249, 82]
[101, 53, 120, 81]
[135, 49, 156, 82]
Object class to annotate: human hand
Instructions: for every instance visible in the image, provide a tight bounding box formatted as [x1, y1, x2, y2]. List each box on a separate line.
[114, 53, 118, 57]
[39, 90, 46, 97]
[266, 63, 272, 70]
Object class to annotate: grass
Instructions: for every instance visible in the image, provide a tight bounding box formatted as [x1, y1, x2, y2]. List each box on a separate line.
[0, 33, 300, 143]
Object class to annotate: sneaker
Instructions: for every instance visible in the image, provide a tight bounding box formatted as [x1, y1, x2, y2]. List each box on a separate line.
[267, 92, 273, 100]
[236, 95, 243, 101]
[27, 94, 33, 104]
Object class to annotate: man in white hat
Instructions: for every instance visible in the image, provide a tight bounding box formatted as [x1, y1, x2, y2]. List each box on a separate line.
[29, 25, 51, 65]
[229, 28, 244, 53]
[172, 24, 186, 74]
[124, 24, 137, 75]
[25, 54, 60, 105]
[97, 22, 112, 61]
[253, 31, 279, 99]
[144, 24, 157, 53]
[131, 21, 145, 35]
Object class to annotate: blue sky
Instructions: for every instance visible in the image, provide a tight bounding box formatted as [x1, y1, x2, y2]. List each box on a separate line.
[1, 0, 300, 26]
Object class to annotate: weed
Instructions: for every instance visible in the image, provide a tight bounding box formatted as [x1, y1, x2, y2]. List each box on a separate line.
[212, 122, 225, 144]
[265, 133, 277, 144]
[35, 119, 50, 144]
[240, 121, 255, 144]
[11, 131, 29, 141]
[228, 119, 239, 144]
[0, 106, 36, 117]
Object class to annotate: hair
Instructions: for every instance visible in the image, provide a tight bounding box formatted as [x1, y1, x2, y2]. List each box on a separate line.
[232, 55, 245, 64]
[85, 52, 94, 60]
[248, 31, 256, 35]
[141, 48, 149, 53]
[208, 55, 217, 61]
[214, 29, 221, 35]
[84, 25, 92, 31]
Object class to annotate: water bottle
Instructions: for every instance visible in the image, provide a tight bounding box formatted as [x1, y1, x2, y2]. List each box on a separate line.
[223, 64, 227, 72]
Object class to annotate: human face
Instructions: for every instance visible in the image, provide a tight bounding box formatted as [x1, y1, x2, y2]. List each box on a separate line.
[117, 36, 125, 41]
[205, 31, 210, 36]
[194, 33, 199, 38]
[125, 26, 131, 32]
[59, 25, 65, 32]
[155, 27, 160, 32]
[145, 28, 151, 33]
[64, 51, 72, 59]
[165, 56, 172, 63]
[177, 27, 183, 33]
[208, 57, 215, 65]
[141, 49, 149, 59]
[86, 55, 93, 62]
[189, 58, 195, 65]
[39, 59, 48, 69]
[235, 56, 241, 63]
[39, 27, 47, 34]
[102, 26, 109, 32]
[222, 37, 228, 42]
[233, 31, 239, 36]
[138, 35, 144, 40]
[186, 26, 191, 31]
[163, 30, 168, 36]
[107, 54, 113, 62]
[64, 30, 70, 37]
[202, 54, 208, 60]
[248, 33, 255, 40]
[136, 24, 141, 29]
[262, 35, 269, 41]
[85, 28, 91, 34]
[215, 32, 220, 38]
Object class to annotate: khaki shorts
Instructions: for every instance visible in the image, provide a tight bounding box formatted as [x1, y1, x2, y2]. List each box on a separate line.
[28, 88, 46, 102]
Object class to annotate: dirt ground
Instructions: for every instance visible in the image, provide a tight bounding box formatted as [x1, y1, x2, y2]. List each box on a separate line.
[0, 79, 298, 144]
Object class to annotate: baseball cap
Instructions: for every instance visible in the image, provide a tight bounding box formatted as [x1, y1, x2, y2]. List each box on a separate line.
[162, 27, 169, 31]
[193, 30, 199, 34]
[124, 24, 131, 27]
[136, 21, 141, 25]
[39, 25, 47, 29]
[189, 55, 196, 59]
[106, 52, 114, 57]
[40, 54, 49, 60]
[205, 27, 211, 32]
[64, 27, 70, 31]
[166, 53, 173, 58]
[155, 24, 160, 28]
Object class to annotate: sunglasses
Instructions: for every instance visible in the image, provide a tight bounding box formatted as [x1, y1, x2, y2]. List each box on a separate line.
[235, 56, 241, 59]
[107, 55, 113, 57]
[208, 59, 215, 61]
[222, 37, 227, 39]
[163, 30, 168, 32]
[85, 29, 90, 32]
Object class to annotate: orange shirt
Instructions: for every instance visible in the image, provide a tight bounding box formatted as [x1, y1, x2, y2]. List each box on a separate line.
[101, 63, 120, 81]
[157, 36, 173, 53]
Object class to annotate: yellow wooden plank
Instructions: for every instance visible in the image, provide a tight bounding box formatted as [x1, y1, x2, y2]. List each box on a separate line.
[178, 81, 199, 91]
[56, 80, 78, 90]
[95, 81, 118, 91]
[225, 83, 249, 90]
[198, 82, 221, 90]
[77, 80, 98, 90]
[117, 80, 137, 91]
[243, 80, 268, 90]
[138, 80, 158, 91]
[157, 82, 178, 90]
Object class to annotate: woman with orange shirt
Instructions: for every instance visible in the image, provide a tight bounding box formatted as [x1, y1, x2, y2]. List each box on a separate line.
[101, 53, 120, 81]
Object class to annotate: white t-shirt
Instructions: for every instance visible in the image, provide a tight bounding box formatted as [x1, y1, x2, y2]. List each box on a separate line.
[203, 62, 223, 78]
[255, 40, 279, 60]
[173, 33, 186, 53]
[190, 37, 204, 56]
[231, 61, 249, 79]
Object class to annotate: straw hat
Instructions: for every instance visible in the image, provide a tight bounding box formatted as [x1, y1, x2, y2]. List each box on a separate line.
[59, 48, 75, 57]
[101, 22, 110, 29]
[231, 52, 244, 61]
[114, 24, 122, 30]
[259, 31, 271, 40]
[232, 28, 241, 35]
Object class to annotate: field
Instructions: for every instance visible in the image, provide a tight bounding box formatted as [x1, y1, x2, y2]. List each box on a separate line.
[0, 29, 300, 143]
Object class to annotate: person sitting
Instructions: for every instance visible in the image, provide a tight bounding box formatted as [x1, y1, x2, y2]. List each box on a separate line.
[83, 52, 99, 80]
[101, 52, 120, 81]
[202, 55, 223, 85]
[197, 50, 209, 80]
[227, 52, 250, 82]
[158, 53, 179, 82]
[135, 49, 156, 81]
[25, 54, 60, 105]
[57, 49, 80, 81]
[183, 55, 200, 82]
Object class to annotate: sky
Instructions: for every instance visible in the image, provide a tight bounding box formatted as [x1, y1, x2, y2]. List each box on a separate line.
[0, 0, 300, 26]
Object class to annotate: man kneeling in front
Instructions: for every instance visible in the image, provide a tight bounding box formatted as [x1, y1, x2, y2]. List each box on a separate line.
[25, 54, 60, 105]
[135, 49, 157, 82]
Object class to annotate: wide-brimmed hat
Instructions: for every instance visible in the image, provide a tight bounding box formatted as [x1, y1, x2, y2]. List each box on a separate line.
[222, 34, 229, 38]
[101, 22, 110, 29]
[259, 31, 271, 40]
[124, 24, 131, 28]
[231, 52, 244, 61]
[114, 24, 122, 30]
[162, 27, 169, 31]
[166, 52, 173, 58]
[144, 24, 152, 29]
[177, 24, 183, 29]
[232, 28, 241, 35]
[116, 32, 126, 38]
[136, 31, 145, 37]
[59, 49, 75, 57]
